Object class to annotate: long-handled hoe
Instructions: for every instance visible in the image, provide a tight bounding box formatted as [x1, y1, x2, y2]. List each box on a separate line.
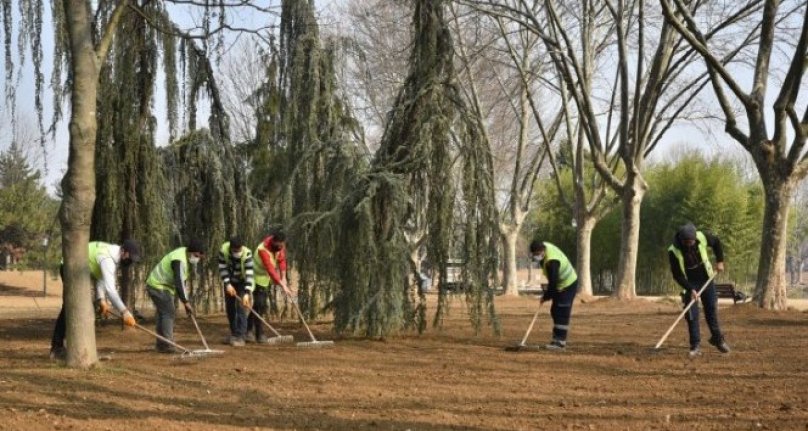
[243, 305, 295, 344]
[654, 274, 717, 350]
[505, 304, 543, 352]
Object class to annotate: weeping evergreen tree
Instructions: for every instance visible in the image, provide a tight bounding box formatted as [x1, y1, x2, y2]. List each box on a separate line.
[328, 0, 499, 336]
[91, 3, 261, 313]
[92, 2, 171, 307]
[247, 0, 366, 319]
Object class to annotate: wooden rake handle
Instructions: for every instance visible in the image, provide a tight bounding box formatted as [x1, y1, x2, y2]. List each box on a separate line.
[654, 274, 717, 350]
[519, 305, 543, 346]
[110, 310, 191, 353]
[243, 304, 284, 337]
[188, 312, 211, 351]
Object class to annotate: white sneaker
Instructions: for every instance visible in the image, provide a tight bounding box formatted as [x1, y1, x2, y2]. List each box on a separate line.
[545, 340, 566, 351]
[688, 348, 701, 358]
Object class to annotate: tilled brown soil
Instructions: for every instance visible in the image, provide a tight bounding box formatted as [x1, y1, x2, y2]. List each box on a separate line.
[1, 294, 807, 431]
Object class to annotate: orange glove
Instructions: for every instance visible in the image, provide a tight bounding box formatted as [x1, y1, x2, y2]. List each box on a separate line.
[242, 293, 252, 308]
[98, 300, 111, 318]
[122, 311, 136, 327]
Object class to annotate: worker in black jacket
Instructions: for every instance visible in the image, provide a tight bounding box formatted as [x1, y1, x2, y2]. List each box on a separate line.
[668, 222, 730, 357]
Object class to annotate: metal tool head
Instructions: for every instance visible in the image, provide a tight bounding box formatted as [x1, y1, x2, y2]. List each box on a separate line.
[266, 335, 295, 344]
[504, 343, 543, 352]
[295, 340, 335, 348]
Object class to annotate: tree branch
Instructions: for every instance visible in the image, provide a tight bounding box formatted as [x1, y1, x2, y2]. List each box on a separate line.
[661, 0, 752, 106]
[95, 0, 129, 64]
[772, 4, 808, 146]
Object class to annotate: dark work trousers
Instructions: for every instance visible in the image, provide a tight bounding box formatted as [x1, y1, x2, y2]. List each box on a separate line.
[50, 265, 70, 351]
[550, 281, 578, 343]
[682, 280, 722, 349]
[225, 282, 248, 338]
[147, 287, 176, 351]
[248, 288, 269, 339]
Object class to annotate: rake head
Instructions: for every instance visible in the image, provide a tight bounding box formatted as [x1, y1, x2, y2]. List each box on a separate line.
[173, 349, 225, 361]
[504, 343, 543, 352]
[296, 340, 335, 348]
[266, 335, 295, 344]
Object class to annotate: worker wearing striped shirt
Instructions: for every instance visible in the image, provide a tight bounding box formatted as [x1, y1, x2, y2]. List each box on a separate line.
[218, 236, 254, 346]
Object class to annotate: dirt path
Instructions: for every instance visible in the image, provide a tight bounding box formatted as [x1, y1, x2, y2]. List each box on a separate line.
[1, 287, 807, 431]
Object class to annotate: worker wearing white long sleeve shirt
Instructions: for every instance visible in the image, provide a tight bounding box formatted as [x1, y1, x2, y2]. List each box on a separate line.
[49, 240, 142, 360]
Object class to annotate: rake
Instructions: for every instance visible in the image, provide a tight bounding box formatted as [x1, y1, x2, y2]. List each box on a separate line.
[505, 304, 543, 352]
[243, 305, 295, 344]
[654, 274, 717, 350]
[112, 311, 219, 359]
[290, 299, 334, 348]
[188, 312, 225, 356]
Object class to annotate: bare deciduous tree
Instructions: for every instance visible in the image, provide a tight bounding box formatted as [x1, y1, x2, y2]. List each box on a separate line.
[466, 0, 761, 299]
[661, 0, 808, 309]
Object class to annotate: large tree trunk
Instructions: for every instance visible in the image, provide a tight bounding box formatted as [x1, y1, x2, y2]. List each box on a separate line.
[61, 0, 99, 369]
[613, 177, 646, 300]
[754, 176, 794, 310]
[500, 225, 520, 296]
[575, 215, 596, 297]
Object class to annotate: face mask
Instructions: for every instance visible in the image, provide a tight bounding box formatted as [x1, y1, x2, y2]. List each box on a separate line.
[532, 253, 544, 263]
[121, 258, 133, 267]
[270, 244, 282, 252]
[189, 256, 200, 265]
[231, 252, 242, 259]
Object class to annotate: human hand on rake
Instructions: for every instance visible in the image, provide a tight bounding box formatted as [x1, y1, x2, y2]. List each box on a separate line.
[183, 302, 194, 317]
[122, 310, 137, 327]
[97, 300, 112, 318]
[225, 284, 237, 297]
[241, 292, 252, 308]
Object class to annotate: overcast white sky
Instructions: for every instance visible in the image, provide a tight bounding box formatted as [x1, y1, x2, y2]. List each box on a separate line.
[2, 1, 805, 196]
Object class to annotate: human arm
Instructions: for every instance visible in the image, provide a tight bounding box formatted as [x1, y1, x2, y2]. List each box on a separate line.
[259, 249, 292, 295]
[97, 256, 127, 314]
[171, 260, 191, 303]
[704, 232, 725, 271]
[218, 250, 234, 295]
[244, 251, 255, 293]
[540, 260, 560, 304]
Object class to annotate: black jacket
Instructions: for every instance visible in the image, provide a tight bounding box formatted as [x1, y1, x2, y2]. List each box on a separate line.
[668, 229, 724, 292]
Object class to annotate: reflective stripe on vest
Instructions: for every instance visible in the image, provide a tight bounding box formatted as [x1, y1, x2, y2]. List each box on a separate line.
[542, 242, 577, 290]
[88, 242, 110, 280]
[253, 241, 278, 288]
[146, 247, 188, 294]
[668, 231, 714, 285]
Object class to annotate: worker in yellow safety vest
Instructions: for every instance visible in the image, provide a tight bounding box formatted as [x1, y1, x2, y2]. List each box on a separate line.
[668, 222, 730, 357]
[529, 239, 578, 351]
[145, 239, 206, 353]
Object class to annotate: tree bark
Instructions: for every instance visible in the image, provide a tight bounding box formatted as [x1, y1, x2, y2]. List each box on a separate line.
[575, 215, 596, 297]
[60, 0, 99, 368]
[500, 225, 520, 296]
[754, 175, 795, 310]
[613, 176, 646, 300]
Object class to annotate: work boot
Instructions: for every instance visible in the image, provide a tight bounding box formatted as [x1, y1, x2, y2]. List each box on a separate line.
[230, 336, 245, 347]
[244, 333, 255, 343]
[709, 336, 730, 353]
[545, 340, 566, 351]
[688, 347, 702, 358]
[49, 347, 66, 360]
[156, 346, 180, 354]
[256, 334, 269, 344]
